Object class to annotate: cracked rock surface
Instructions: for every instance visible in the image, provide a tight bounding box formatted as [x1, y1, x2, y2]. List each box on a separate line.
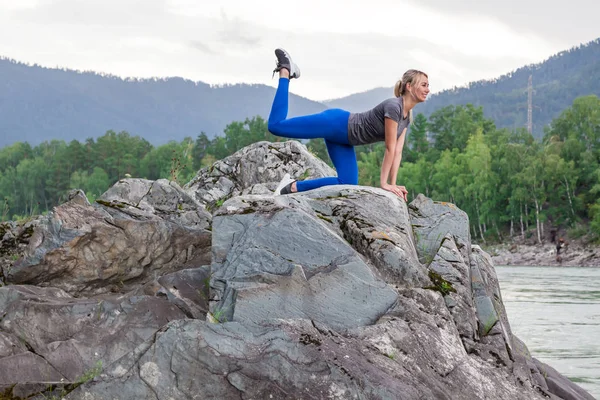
[5, 181, 211, 296]
[0, 141, 592, 400]
[184, 140, 336, 208]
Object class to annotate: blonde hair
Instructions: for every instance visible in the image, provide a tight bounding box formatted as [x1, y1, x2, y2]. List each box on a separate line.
[393, 69, 428, 124]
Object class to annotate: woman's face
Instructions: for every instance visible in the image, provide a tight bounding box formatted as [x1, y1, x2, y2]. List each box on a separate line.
[410, 76, 430, 103]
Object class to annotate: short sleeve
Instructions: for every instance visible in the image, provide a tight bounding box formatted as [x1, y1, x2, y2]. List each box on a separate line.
[383, 99, 401, 122]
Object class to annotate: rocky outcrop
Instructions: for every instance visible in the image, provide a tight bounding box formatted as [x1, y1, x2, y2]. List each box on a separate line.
[0, 285, 187, 398]
[0, 141, 593, 400]
[4, 180, 211, 296]
[184, 140, 336, 208]
[491, 242, 600, 267]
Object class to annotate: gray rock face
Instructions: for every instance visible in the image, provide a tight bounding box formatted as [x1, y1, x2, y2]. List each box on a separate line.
[210, 190, 400, 330]
[0, 141, 592, 400]
[5, 181, 211, 296]
[67, 317, 546, 400]
[409, 193, 471, 264]
[0, 285, 187, 398]
[184, 140, 336, 207]
[533, 358, 596, 400]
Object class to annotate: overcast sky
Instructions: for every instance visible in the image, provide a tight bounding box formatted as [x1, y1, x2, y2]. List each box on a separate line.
[0, 0, 598, 101]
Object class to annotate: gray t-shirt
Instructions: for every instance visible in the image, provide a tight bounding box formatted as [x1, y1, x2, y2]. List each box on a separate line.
[347, 98, 410, 146]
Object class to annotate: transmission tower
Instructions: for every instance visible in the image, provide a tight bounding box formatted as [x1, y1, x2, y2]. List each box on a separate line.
[527, 75, 533, 134]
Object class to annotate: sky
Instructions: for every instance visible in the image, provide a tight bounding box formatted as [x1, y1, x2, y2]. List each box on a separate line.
[0, 0, 598, 101]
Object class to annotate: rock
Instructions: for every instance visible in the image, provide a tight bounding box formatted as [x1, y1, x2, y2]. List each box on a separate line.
[0, 218, 39, 279]
[409, 194, 471, 264]
[184, 140, 336, 209]
[0, 141, 592, 400]
[302, 187, 426, 287]
[209, 189, 399, 330]
[491, 242, 600, 267]
[134, 266, 211, 319]
[427, 234, 478, 341]
[4, 179, 211, 296]
[533, 358, 596, 400]
[67, 318, 546, 400]
[0, 285, 187, 398]
[99, 178, 210, 230]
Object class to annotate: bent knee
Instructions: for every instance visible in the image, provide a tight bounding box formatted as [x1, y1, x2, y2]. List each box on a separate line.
[268, 121, 282, 136]
[338, 176, 358, 186]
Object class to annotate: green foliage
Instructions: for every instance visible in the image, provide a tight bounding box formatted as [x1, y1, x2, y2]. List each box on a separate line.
[207, 116, 281, 160]
[76, 360, 103, 385]
[209, 307, 228, 323]
[429, 104, 496, 152]
[1, 93, 599, 245]
[568, 222, 590, 240]
[307, 138, 331, 165]
[39, 360, 103, 400]
[0, 116, 279, 220]
[426, 271, 457, 296]
[404, 113, 429, 163]
[356, 96, 600, 242]
[357, 144, 384, 186]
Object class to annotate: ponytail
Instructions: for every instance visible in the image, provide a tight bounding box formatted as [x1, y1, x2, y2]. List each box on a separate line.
[393, 80, 402, 97]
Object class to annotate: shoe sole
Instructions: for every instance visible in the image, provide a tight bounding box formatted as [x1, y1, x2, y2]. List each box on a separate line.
[275, 48, 300, 79]
[275, 173, 294, 195]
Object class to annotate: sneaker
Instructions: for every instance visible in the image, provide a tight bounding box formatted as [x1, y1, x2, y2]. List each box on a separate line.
[273, 48, 301, 79]
[275, 173, 295, 195]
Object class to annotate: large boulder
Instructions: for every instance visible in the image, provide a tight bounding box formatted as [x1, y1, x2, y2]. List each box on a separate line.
[210, 188, 402, 330]
[0, 285, 187, 398]
[184, 140, 336, 208]
[0, 141, 592, 400]
[67, 317, 544, 400]
[4, 180, 211, 296]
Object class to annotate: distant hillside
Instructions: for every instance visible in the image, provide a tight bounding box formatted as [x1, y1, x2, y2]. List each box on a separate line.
[1, 38, 599, 147]
[0, 59, 327, 147]
[325, 38, 600, 138]
[323, 87, 393, 113]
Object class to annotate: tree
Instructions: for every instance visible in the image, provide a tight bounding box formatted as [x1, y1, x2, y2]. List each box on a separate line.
[70, 167, 111, 203]
[429, 104, 496, 152]
[307, 139, 331, 165]
[357, 144, 384, 187]
[405, 113, 429, 163]
[431, 149, 461, 204]
[192, 132, 211, 170]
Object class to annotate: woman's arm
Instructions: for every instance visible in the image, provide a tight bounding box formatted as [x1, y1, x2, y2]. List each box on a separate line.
[389, 127, 407, 185]
[380, 118, 406, 198]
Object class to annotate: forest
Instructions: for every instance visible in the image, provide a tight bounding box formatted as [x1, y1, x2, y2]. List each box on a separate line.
[1, 94, 599, 244]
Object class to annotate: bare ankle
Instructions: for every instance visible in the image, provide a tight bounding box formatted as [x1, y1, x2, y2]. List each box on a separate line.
[291, 181, 298, 192]
[279, 69, 290, 79]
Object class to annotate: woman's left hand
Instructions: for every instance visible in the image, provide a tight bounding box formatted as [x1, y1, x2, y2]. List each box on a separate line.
[395, 185, 408, 202]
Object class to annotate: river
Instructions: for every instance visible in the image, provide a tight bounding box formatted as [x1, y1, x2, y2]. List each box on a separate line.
[495, 266, 600, 398]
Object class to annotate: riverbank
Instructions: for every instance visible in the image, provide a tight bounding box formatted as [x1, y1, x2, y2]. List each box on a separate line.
[488, 241, 600, 267]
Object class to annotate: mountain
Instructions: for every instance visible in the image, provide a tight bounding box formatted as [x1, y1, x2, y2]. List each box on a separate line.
[325, 38, 600, 138]
[1, 38, 598, 147]
[0, 59, 327, 147]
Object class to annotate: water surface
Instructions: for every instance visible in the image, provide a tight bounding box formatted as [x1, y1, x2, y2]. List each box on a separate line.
[495, 266, 600, 398]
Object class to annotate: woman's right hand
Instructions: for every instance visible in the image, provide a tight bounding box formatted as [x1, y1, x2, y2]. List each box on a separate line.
[381, 183, 408, 201]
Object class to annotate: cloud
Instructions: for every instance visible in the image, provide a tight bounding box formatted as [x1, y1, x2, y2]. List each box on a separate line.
[12, 0, 170, 27]
[0, 0, 596, 101]
[189, 40, 218, 55]
[405, 0, 600, 46]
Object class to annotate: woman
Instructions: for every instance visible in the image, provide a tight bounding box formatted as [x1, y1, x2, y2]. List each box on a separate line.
[268, 48, 429, 201]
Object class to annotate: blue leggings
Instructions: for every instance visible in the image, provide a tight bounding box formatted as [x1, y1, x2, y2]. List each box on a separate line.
[267, 78, 358, 192]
